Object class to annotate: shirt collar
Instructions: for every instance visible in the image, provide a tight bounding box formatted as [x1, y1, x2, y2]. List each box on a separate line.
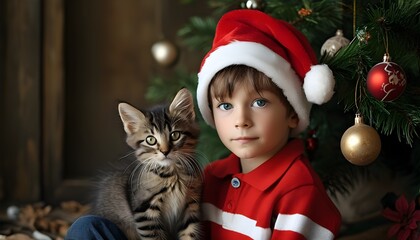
[211, 139, 305, 191]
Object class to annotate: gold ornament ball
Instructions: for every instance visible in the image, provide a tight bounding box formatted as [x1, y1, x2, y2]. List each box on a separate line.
[151, 39, 178, 67]
[340, 115, 381, 166]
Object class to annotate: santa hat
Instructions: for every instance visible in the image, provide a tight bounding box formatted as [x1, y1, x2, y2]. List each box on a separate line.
[197, 9, 335, 136]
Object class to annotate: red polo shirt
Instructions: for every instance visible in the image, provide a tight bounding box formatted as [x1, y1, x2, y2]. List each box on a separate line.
[201, 139, 341, 239]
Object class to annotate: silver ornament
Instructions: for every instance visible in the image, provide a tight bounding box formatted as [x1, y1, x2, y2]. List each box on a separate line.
[242, 0, 265, 10]
[321, 29, 350, 56]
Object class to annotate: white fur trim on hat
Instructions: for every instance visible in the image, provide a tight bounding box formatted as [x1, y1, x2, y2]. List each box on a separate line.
[197, 41, 312, 137]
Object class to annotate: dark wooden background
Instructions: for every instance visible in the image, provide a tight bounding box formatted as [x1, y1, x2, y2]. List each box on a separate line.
[0, 0, 210, 205]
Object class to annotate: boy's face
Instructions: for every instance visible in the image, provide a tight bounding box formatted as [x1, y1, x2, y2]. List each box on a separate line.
[211, 83, 299, 167]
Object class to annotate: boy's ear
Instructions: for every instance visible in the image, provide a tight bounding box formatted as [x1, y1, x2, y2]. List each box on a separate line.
[288, 112, 299, 129]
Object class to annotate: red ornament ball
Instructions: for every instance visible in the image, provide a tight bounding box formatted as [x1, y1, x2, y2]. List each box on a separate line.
[366, 60, 406, 101]
[306, 138, 317, 152]
[306, 129, 317, 152]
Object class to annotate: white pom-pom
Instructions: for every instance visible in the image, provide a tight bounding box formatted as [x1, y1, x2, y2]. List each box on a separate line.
[303, 64, 335, 104]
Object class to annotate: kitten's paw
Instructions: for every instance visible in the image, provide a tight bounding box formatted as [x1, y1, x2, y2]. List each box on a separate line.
[135, 223, 165, 240]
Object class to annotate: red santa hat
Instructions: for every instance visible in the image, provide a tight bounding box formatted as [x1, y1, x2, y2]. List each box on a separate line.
[197, 9, 335, 136]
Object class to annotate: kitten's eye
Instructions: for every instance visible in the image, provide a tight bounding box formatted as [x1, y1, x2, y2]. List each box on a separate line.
[145, 136, 157, 145]
[170, 131, 181, 141]
[253, 99, 267, 108]
[218, 103, 232, 111]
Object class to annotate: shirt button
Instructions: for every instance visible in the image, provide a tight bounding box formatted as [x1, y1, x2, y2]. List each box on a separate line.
[231, 177, 241, 188]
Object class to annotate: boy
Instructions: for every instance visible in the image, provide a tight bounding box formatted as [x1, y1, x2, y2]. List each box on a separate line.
[196, 9, 341, 239]
[65, 9, 341, 240]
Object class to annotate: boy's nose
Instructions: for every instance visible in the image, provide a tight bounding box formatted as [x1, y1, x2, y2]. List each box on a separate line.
[234, 108, 251, 128]
[235, 121, 250, 128]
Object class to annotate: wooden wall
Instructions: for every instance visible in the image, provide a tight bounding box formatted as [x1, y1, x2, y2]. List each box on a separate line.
[0, 0, 210, 205]
[1, 0, 42, 203]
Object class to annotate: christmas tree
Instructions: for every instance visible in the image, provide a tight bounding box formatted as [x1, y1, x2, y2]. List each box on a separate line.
[147, 0, 420, 238]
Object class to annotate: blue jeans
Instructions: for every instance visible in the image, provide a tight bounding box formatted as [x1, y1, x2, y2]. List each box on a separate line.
[65, 215, 127, 240]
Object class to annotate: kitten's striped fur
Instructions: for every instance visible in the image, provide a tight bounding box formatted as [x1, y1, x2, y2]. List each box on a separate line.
[92, 88, 202, 240]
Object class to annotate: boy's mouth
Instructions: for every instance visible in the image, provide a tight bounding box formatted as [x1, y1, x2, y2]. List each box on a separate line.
[232, 136, 258, 143]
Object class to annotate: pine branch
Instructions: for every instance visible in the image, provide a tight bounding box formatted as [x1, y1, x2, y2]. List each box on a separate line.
[321, 0, 420, 145]
[177, 16, 217, 52]
[146, 70, 198, 103]
[208, 0, 243, 16]
[266, 0, 345, 45]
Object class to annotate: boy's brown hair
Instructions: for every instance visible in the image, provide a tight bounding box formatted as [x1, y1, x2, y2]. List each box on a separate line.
[208, 65, 294, 115]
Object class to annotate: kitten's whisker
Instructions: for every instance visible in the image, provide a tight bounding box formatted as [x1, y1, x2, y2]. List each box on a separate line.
[129, 162, 143, 194]
[119, 150, 136, 160]
[123, 158, 141, 176]
[175, 152, 203, 186]
[194, 150, 211, 166]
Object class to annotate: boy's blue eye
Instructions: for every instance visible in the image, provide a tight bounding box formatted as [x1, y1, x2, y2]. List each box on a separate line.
[253, 99, 267, 107]
[218, 103, 233, 111]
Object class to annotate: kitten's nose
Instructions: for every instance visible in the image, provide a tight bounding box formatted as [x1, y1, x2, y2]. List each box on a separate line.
[160, 147, 170, 156]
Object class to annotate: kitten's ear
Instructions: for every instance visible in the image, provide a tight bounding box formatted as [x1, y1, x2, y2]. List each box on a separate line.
[118, 103, 146, 134]
[169, 88, 195, 121]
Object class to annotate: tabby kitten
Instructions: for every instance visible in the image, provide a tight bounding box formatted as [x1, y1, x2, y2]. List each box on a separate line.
[92, 88, 202, 240]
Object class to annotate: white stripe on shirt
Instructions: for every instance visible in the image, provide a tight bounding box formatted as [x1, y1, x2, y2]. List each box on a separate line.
[202, 203, 271, 239]
[274, 213, 335, 240]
